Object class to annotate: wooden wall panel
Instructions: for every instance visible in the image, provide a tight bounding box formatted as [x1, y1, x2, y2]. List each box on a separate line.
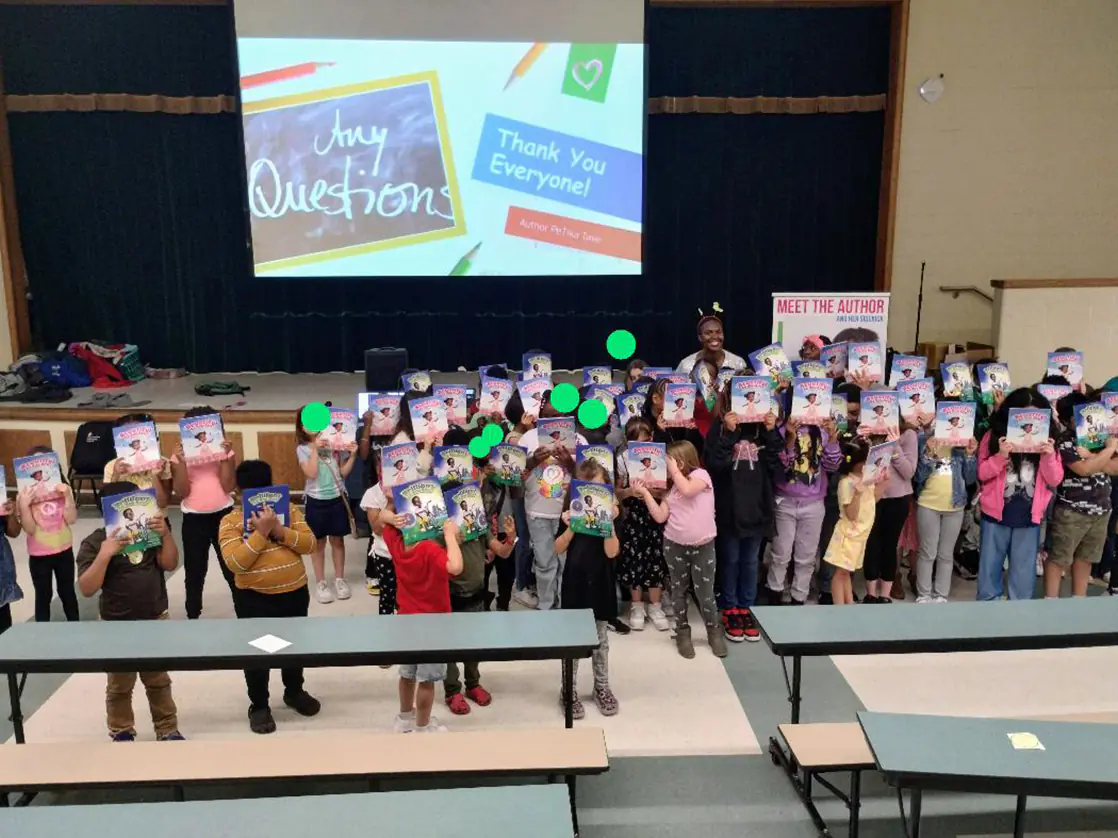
[257, 432, 300, 490]
[0, 429, 52, 476]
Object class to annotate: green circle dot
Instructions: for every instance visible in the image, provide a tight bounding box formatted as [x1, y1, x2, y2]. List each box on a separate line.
[482, 422, 505, 446]
[606, 329, 636, 361]
[301, 402, 330, 433]
[468, 437, 492, 459]
[550, 382, 580, 413]
[577, 399, 608, 430]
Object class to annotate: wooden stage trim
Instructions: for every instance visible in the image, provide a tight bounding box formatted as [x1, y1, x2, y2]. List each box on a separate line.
[0, 408, 291, 424]
[992, 278, 1118, 290]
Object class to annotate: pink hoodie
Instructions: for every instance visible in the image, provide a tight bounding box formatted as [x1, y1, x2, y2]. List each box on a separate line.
[976, 431, 1063, 525]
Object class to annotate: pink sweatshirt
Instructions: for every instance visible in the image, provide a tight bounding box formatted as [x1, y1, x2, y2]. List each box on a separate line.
[976, 431, 1063, 524]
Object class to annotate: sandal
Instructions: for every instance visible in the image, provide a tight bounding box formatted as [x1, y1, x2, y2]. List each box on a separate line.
[445, 693, 471, 715]
[560, 691, 585, 721]
[594, 686, 620, 717]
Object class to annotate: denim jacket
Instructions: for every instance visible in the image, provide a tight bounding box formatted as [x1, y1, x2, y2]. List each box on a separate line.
[0, 527, 24, 610]
[914, 433, 978, 510]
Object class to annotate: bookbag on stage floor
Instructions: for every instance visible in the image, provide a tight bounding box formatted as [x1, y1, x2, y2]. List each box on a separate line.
[69, 421, 116, 476]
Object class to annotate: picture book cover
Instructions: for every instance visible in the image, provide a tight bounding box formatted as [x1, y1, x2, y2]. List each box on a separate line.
[791, 360, 827, 379]
[791, 378, 832, 426]
[522, 352, 552, 381]
[1006, 408, 1051, 453]
[976, 363, 1011, 407]
[400, 370, 432, 393]
[477, 376, 514, 416]
[433, 445, 474, 486]
[691, 361, 718, 404]
[583, 365, 613, 386]
[408, 396, 448, 444]
[241, 484, 290, 539]
[359, 392, 403, 436]
[618, 392, 646, 425]
[625, 442, 667, 490]
[443, 482, 488, 543]
[599, 383, 623, 399]
[896, 378, 935, 423]
[380, 441, 420, 489]
[748, 343, 792, 384]
[862, 441, 896, 485]
[1075, 402, 1109, 451]
[324, 408, 357, 450]
[821, 342, 848, 378]
[491, 444, 527, 487]
[663, 373, 690, 385]
[586, 384, 618, 416]
[1047, 350, 1084, 386]
[830, 394, 849, 433]
[642, 367, 673, 380]
[112, 421, 160, 471]
[716, 366, 738, 392]
[568, 480, 615, 538]
[432, 384, 468, 426]
[1101, 392, 1118, 433]
[392, 477, 449, 546]
[847, 342, 883, 383]
[859, 391, 899, 436]
[517, 377, 551, 419]
[940, 362, 976, 401]
[934, 402, 976, 445]
[632, 379, 653, 396]
[178, 414, 225, 465]
[662, 383, 697, 428]
[730, 376, 772, 422]
[1037, 383, 1073, 407]
[537, 416, 577, 450]
[0, 466, 5, 500]
[888, 354, 928, 388]
[576, 444, 615, 478]
[13, 451, 61, 494]
[101, 487, 161, 558]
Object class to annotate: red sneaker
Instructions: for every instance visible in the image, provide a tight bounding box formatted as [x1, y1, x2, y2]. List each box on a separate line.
[722, 609, 745, 643]
[740, 609, 761, 642]
[445, 693, 471, 715]
[465, 685, 492, 707]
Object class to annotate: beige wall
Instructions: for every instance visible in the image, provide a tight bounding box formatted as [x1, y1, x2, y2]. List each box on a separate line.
[889, 0, 1118, 352]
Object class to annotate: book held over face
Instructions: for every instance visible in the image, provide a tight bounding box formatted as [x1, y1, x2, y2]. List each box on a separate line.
[477, 376, 513, 417]
[1006, 408, 1051, 454]
[791, 360, 827, 379]
[583, 365, 612, 386]
[586, 385, 618, 416]
[522, 352, 552, 381]
[537, 417, 577, 451]
[443, 482, 488, 543]
[112, 422, 160, 472]
[790, 378, 832, 426]
[359, 393, 403, 436]
[380, 442, 420, 489]
[242, 485, 290, 539]
[940, 362, 975, 401]
[401, 371, 432, 393]
[392, 478, 449, 547]
[1036, 384, 1072, 408]
[934, 402, 976, 445]
[858, 391, 899, 436]
[13, 451, 62, 495]
[102, 488, 162, 558]
[730, 376, 771, 423]
[896, 378, 935, 423]
[568, 480, 615, 538]
[748, 343, 792, 385]
[491, 444, 527, 487]
[432, 384, 468, 426]
[179, 414, 225, 464]
[976, 363, 1010, 407]
[576, 444, 614, 479]
[433, 445, 474, 486]
[324, 409, 357, 451]
[847, 342, 883, 384]
[516, 378, 550, 419]
[888, 354, 927, 389]
[1101, 393, 1118, 434]
[821, 342, 848, 379]
[618, 392, 645, 425]
[830, 394, 849, 433]
[1046, 351, 1084, 386]
[408, 397, 448, 445]
[625, 442, 667, 490]
[1074, 403, 1109, 452]
[662, 383, 697, 428]
[862, 441, 896, 485]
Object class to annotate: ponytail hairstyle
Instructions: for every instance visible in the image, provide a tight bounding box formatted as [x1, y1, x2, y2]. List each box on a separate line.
[838, 436, 869, 476]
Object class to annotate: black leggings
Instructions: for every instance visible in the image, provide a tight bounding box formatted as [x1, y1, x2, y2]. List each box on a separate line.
[863, 496, 910, 583]
[182, 508, 236, 619]
[0, 604, 11, 634]
[29, 549, 79, 622]
[484, 555, 515, 611]
[366, 543, 396, 615]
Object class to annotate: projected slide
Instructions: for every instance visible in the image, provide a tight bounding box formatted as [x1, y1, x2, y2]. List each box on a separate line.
[237, 40, 645, 277]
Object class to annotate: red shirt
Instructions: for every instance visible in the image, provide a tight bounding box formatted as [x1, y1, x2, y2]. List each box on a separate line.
[382, 526, 451, 615]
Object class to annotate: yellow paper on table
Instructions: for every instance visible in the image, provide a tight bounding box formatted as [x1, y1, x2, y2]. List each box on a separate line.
[1007, 732, 1045, 751]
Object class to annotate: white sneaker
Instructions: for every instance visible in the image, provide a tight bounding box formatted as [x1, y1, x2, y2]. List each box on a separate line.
[646, 602, 670, 632]
[414, 716, 448, 733]
[934, 596, 948, 603]
[629, 602, 646, 631]
[916, 595, 933, 604]
[512, 587, 539, 609]
[394, 711, 415, 733]
[335, 578, 352, 600]
[316, 581, 335, 604]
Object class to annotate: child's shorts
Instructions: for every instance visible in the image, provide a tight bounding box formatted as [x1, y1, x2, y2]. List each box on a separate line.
[304, 496, 351, 539]
[399, 663, 447, 683]
[1048, 505, 1110, 568]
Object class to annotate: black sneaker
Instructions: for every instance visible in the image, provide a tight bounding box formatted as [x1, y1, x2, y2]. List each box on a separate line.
[607, 618, 631, 635]
[863, 595, 879, 604]
[249, 706, 276, 735]
[283, 690, 322, 717]
[818, 592, 834, 605]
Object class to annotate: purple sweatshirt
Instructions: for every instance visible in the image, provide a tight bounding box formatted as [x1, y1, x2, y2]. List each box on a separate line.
[880, 428, 918, 499]
[773, 425, 842, 502]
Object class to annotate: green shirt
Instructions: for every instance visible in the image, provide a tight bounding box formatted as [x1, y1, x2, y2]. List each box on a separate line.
[449, 538, 487, 600]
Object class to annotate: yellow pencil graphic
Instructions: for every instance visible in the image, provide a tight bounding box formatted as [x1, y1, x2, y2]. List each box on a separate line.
[503, 43, 547, 91]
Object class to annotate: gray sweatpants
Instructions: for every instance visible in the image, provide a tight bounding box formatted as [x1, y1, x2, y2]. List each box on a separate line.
[768, 497, 825, 603]
[664, 539, 717, 629]
[572, 619, 609, 690]
[527, 516, 562, 611]
[915, 505, 964, 600]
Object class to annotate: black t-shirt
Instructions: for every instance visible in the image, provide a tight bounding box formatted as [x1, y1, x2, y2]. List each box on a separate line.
[558, 523, 617, 622]
[1057, 437, 1112, 516]
[76, 527, 170, 621]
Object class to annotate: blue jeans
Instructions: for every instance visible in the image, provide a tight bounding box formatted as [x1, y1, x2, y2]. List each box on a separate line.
[716, 533, 763, 610]
[510, 496, 535, 591]
[527, 516, 562, 611]
[977, 518, 1039, 601]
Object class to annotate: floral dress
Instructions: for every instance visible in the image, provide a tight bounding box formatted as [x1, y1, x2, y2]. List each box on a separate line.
[615, 442, 667, 590]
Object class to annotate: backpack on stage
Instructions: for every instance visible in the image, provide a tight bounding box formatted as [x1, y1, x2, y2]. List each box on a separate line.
[69, 420, 116, 476]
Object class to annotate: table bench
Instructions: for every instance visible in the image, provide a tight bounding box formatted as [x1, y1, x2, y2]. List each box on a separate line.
[0, 784, 576, 838]
[859, 711, 1118, 838]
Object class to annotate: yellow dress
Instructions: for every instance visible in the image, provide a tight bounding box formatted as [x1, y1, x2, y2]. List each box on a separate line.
[824, 475, 877, 572]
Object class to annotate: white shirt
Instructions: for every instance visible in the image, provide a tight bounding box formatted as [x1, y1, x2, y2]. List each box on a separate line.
[359, 485, 391, 558]
[676, 349, 747, 376]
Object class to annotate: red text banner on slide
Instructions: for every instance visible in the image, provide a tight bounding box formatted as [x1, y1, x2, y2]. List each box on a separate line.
[504, 207, 641, 263]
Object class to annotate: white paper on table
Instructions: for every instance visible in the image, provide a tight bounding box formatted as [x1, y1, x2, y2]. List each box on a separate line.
[249, 634, 292, 654]
[1007, 732, 1045, 751]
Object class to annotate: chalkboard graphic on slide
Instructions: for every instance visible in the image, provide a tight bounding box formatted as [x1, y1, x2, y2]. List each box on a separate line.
[243, 72, 465, 272]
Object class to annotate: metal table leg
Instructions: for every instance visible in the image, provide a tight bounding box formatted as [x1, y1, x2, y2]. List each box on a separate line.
[562, 658, 573, 729]
[1013, 795, 1027, 838]
[909, 788, 922, 838]
[7, 673, 25, 744]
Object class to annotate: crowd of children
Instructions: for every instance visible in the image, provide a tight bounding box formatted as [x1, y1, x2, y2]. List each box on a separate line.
[0, 318, 1114, 741]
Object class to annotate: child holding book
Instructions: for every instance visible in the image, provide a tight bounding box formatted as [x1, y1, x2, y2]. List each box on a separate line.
[816, 383, 861, 604]
[556, 460, 621, 717]
[295, 406, 359, 604]
[615, 416, 669, 631]
[0, 498, 24, 635]
[634, 441, 723, 659]
[171, 407, 237, 619]
[379, 513, 465, 733]
[359, 458, 397, 614]
[103, 414, 172, 508]
[624, 359, 647, 390]
[913, 433, 977, 602]
[504, 392, 538, 609]
[76, 481, 184, 741]
[823, 438, 879, 605]
[860, 419, 917, 603]
[219, 460, 320, 734]
[17, 448, 79, 622]
[976, 390, 1063, 600]
[704, 390, 780, 641]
